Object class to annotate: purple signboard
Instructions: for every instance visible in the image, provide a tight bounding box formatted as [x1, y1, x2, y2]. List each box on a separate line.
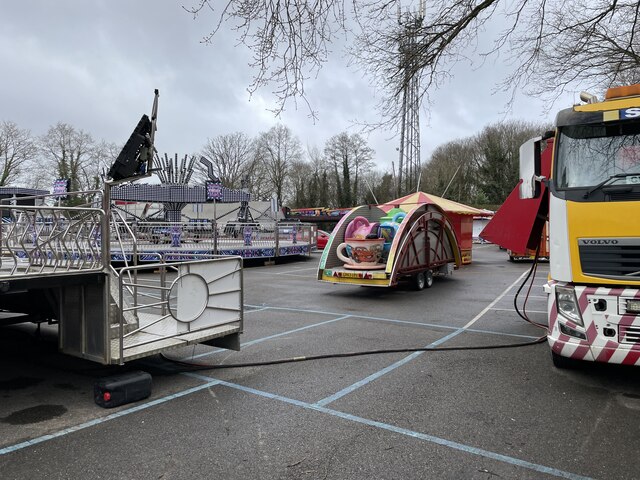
[205, 181, 222, 201]
[53, 179, 70, 198]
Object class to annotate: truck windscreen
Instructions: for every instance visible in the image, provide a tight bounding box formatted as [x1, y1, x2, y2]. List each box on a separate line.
[555, 121, 640, 189]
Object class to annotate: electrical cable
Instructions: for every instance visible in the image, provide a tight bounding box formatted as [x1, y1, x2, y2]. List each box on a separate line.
[161, 243, 551, 371]
[513, 242, 548, 330]
[160, 335, 547, 370]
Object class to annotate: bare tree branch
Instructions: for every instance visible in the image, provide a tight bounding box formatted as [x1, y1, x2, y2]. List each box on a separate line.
[187, 0, 640, 129]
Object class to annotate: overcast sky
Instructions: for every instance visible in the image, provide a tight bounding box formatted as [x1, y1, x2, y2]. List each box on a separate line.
[1, 1, 578, 175]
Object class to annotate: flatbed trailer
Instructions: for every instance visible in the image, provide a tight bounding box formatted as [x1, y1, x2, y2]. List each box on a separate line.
[0, 195, 243, 364]
[318, 203, 461, 289]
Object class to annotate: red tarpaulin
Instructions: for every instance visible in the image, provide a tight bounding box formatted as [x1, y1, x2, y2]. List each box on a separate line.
[479, 138, 553, 252]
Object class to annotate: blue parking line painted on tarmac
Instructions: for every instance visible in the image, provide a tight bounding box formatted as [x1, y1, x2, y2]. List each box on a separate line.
[188, 306, 538, 362]
[190, 314, 352, 359]
[313, 270, 531, 407]
[314, 329, 462, 407]
[183, 373, 593, 480]
[1, 371, 592, 480]
[244, 304, 347, 316]
[355, 315, 540, 340]
[0, 273, 542, 461]
[0, 380, 221, 456]
[244, 304, 540, 340]
[241, 314, 351, 347]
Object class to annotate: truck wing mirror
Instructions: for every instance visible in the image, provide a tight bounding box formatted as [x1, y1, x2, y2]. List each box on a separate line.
[519, 136, 544, 199]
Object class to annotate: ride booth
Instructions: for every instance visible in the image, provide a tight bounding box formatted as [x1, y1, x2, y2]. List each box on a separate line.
[380, 192, 491, 265]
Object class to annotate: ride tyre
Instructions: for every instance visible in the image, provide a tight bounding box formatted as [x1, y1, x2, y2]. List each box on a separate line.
[424, 270, 434, 288]
[413, 270, 433, 291]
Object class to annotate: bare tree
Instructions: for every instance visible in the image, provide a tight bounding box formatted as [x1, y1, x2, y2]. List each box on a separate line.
[39, 123, 99, 193]
[325, 132, 353, 207]
[502, 0, 640, 100]
[422, 139, 480, 204]
[199, 132, 256, 188]
[255, 124, 301, 206]
[186, 1, 640, 122]
[92, 140, 120, 188]
[362, 169, 395, 204]
[0, 121, 38, 186]
[472, 121, 549, 204]
[350, 134, 375, 203]
[305, 144, 331, 207]
[287, 159, 311, 207]
[324, 132, 375, 207]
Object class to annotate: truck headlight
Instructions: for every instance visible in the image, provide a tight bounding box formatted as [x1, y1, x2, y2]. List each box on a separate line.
[626, 299, 640, 314]
[555, 285, 584, 326]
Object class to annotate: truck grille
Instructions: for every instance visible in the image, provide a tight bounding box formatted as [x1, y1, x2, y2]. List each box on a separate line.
[579, 244, 640, 278]
[619, 325, 640, 344]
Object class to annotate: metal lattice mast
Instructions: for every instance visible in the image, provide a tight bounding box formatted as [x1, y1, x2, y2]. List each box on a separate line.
[397, 1, 425, 196]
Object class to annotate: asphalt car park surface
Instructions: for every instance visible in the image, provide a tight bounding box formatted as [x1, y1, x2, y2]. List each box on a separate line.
[1, 245, 639, 479]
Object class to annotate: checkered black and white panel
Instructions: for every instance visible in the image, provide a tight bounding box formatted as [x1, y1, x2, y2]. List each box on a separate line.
[0, 187, 49, 197]
[111, 184, 250, 203]
[165, 209, 182, 223]
[218, 187, 250, 203]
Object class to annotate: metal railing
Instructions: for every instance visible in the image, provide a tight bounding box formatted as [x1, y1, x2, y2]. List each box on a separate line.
[108, 220, 316, 258]
[0, 190, 249, 364]
[0, 193, 105, 278]
[215, 221, 315, 254]
[1, 196, 316, 280]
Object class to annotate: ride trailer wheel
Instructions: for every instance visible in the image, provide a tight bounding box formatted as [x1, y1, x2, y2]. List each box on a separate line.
[424, 270, 434, 288]
[413, 270, 433, 291]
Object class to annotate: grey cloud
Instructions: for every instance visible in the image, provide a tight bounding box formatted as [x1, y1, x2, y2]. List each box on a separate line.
[1, 0, 572, 178]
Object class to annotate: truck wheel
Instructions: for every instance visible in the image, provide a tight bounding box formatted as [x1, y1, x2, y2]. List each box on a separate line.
[551, 351, 575, 369]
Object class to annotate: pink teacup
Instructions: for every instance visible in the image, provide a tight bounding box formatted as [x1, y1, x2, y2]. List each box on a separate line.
[336, 238, 385, 267]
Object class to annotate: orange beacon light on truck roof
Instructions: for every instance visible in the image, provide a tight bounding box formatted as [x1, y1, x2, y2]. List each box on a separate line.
[605, 84, 640, 100]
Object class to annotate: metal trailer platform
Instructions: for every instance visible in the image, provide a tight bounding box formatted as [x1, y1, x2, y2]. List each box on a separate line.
[318, 203, 461, 288]
[0, 197, 244, 364]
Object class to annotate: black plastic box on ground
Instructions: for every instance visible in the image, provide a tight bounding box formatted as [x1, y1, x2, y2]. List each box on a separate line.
[94, 371, 152, 408]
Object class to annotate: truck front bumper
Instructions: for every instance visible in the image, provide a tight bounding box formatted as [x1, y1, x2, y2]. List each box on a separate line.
[547, 282, 640, 366]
